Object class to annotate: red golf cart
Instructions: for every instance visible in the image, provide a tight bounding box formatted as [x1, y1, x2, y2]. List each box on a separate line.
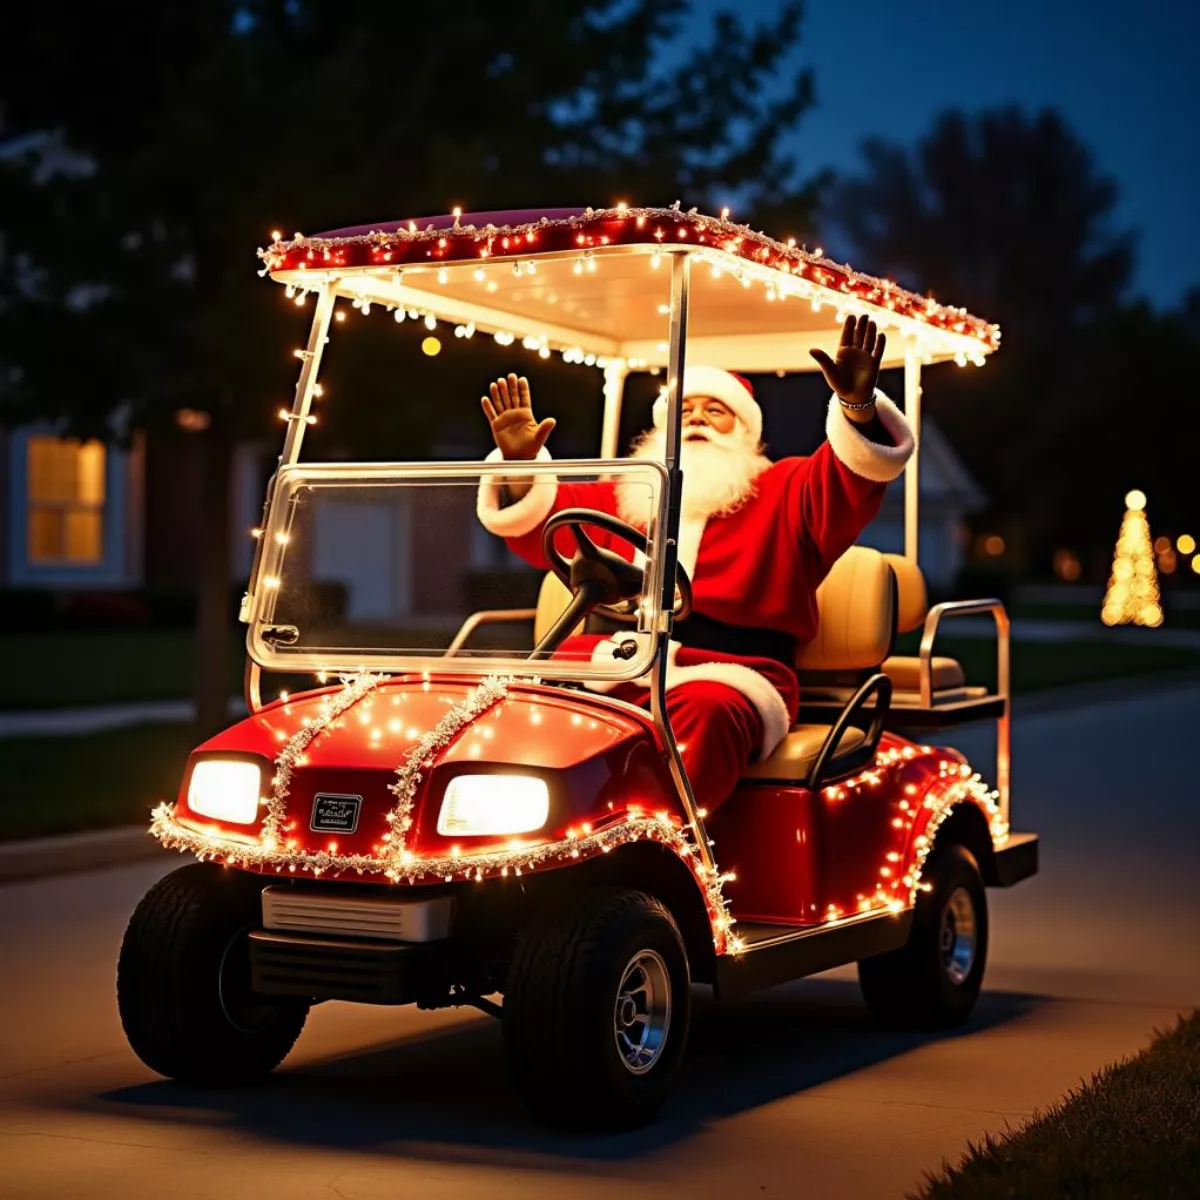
[118, 205, 1037, 1129]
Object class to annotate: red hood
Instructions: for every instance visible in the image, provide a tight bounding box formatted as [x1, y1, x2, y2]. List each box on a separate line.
[177, 677, 663, 872]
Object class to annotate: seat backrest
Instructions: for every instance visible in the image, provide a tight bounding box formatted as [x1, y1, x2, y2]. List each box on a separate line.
[883, 552, 928, 634]
[796, 546, 896, 672]
[534, 572, 578, 644]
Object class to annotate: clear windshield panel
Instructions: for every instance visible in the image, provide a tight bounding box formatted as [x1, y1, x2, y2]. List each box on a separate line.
[247, 460, 667, 681]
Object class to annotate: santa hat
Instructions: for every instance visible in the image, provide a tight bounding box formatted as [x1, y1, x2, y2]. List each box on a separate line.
[652, 365, 762, 442]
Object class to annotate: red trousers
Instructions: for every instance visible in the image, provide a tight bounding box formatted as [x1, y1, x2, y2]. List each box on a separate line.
[611, 680, 764, 815]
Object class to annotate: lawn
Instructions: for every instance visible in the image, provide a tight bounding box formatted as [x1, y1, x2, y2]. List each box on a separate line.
[2, 628, 1199, 842]
[892, 631, 1200, 694]
[0, 630, 244, 710]
[4, 626, 1200, 712]
[0, 722, 197, 841]
[913, 1010, 1200, 1199]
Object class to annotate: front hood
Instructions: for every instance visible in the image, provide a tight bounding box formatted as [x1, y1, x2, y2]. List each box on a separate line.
[170, 675, 664, 876]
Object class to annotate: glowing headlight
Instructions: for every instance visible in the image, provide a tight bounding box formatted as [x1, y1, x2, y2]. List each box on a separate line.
[187, 759, 264, 825]
[437, 774, 550, 837]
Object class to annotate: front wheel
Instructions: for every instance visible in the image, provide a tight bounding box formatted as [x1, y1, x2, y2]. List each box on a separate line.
[858, 842, 989, 1029]
[503, 888, 691, 1130]
[118, 862, 308, 1084]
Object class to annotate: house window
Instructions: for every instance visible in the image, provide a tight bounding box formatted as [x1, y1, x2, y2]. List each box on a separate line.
[25, 436, 106, 565]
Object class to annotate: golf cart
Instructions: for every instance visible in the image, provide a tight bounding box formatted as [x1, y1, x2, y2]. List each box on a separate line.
[118, 205, 1038, 1129]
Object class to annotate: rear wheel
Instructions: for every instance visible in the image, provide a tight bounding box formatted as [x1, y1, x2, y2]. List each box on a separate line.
[118, 862, 308, 1084]
[858, 842, 988, 1029]
[503, 888, 691, 1130]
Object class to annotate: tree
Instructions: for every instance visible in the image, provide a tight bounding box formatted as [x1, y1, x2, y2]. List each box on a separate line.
[826, 107, 1136, 569]
[1, 0, 819, 730]
[1101, 490, 1162, 628]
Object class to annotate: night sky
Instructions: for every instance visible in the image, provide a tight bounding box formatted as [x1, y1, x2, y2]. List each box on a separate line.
[692, 0, 1199, 309]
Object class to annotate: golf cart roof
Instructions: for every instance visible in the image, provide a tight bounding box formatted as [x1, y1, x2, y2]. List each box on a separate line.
[261, 205, 998, 373]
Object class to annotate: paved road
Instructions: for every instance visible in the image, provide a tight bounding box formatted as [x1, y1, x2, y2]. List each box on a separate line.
[2, 682, 1198, 1199]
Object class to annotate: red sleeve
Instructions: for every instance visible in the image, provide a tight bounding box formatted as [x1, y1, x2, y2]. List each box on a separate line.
[475, 448, 624, 570]
[787, 393, 916, 577]
[500, 479, 619, 570]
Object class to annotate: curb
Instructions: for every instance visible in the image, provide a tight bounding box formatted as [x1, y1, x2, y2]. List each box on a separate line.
[0, 825, 165, 884]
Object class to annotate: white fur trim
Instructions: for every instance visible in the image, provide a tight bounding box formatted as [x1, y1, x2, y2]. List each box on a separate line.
[675, 515, 705, 579]
[824, 390, 915, 483]
[475, 446, 557, 537]
[662, 659, 791, 759]
[653, 365, 762, 441]
[584, 639, 790, 758]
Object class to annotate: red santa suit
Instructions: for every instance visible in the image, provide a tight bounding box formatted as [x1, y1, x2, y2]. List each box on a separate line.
[476, 366, 915, 812]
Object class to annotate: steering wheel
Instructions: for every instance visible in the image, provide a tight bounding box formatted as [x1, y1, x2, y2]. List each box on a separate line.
[541, 508, 693, 626]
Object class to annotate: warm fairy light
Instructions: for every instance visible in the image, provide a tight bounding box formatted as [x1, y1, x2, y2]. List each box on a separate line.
[421, 336, 442, 356]
[335, 310, 347, 322]
[271, 230, 282, 242]
[1178, 534, 1196, 555]
[1125, 489, 1147, 511]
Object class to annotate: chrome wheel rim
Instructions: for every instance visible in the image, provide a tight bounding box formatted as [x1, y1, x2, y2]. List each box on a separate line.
[940, 887, 978, 986]
[613, 949, 672, 1075]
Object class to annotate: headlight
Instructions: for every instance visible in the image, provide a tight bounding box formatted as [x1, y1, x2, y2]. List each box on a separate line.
[437, 774, 550, 837]
[187, 759, 264, 825]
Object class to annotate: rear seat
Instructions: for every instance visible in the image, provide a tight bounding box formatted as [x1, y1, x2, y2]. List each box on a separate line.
[882, 554, 969, 702]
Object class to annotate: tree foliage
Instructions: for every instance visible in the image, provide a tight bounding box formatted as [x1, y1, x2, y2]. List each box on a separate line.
[0, 0, 815, 441]
[825, 106, 1176, 572]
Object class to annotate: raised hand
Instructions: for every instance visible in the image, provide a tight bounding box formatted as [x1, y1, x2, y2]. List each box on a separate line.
[480, 373, 556, 460]
[809, 315, 887, 418]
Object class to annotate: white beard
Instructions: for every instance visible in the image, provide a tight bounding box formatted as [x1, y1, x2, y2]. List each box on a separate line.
[616, 423, 771, 527]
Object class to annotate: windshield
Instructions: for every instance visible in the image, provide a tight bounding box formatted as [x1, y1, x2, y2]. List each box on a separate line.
[247, 459, 667, 682]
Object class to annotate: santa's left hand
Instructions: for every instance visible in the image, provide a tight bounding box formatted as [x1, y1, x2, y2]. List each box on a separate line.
[809, 316, 886, 424]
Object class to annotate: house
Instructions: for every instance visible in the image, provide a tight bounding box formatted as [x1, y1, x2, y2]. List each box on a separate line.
[1, 362, 982, 624]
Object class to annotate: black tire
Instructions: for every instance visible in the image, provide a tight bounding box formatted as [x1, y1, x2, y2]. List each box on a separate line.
[117, 862, 308, 1084]
[858, 842, 989, 1030]
[503, 888, 691, 1130]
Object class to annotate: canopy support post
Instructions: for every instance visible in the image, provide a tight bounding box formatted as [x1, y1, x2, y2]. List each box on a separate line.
[600, 359, 628, 459]
[241, 282, 336, 628]
[903, 343, 922, 564]
[649, 254, 719, 891]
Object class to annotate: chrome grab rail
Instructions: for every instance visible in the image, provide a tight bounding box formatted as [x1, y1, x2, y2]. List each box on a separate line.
[918, 597, 1010, 829]
[445, 608, 538, 658]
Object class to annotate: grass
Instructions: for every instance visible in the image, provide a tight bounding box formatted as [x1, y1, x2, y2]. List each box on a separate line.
[895, 633, 1200, 694]
[0, 722, 196, 841]
[0, 629, 243, 711]
[2, 627, 1199, 843]
[4, 625, 1200, 712]
[912, 1010, 1200, 1200]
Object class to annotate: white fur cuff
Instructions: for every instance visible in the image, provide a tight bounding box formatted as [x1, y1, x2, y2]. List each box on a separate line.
[476, 446, 558, 538]
[824, 391, 915, 483]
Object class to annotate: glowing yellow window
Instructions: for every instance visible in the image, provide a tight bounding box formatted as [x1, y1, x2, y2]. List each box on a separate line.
[26, 437, 106, 565]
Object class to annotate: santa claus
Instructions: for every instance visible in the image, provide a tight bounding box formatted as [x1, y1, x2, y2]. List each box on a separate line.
[476, 316, 915, 815]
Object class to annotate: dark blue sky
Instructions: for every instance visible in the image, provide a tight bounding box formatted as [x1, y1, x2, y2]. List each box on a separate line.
[694, 0, 1199, 308]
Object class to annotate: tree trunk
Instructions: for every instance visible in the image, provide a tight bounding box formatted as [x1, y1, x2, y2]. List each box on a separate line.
[194, 413, 236, 736]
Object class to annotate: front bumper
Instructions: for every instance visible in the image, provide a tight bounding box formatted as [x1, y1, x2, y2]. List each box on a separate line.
[249, 929, 449, 1005]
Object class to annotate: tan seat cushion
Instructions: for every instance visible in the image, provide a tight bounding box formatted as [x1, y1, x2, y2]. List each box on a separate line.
[796, 547, 896, 672]
[534, 572, 580, 644]
[883, 553, 929, 634]
[741, 724, 867, 782]
[883, 655, 966, 692]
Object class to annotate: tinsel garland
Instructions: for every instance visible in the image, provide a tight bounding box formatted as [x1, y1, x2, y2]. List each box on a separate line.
[149, 669, 1002, 953]
[258, 203, 999, 350]
[148, 804, 737, 947]
[261, 672, 383, 846]
[381, 672, 512, 866]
